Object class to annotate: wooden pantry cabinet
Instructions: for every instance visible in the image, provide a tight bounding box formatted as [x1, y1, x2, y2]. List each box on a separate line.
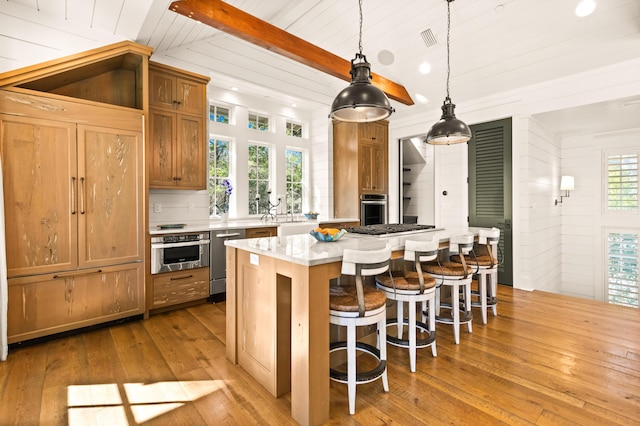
[333, 120, 388, 219]
[0, 41, 150, 343]
[148, 62, 209, 189]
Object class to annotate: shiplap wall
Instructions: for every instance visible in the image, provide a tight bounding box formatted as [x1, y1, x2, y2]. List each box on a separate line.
[560, 128, 640, 301]
[517, 117, 562, 292]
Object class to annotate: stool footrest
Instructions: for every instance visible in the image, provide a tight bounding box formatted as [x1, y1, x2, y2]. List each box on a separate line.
[471, 296, 498, 308]
[329, 341, 386, 383]
[434, 309, 473, 325]
[385, 318, 436, 348]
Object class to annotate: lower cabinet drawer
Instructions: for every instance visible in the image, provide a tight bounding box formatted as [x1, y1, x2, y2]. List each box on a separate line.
[152, 267, 209, 308]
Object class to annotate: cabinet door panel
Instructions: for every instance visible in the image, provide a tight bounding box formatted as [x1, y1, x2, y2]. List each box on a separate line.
[1, 115, 77, 277]
[149, 110, 176, 187]
[177, 77, 204, 115]
[7, 263, 144, 343]
[78, 124, 143, 267]
[149, 70, 176, 110]
[177, 115, 205, 189]
[360, 143, 373, 192]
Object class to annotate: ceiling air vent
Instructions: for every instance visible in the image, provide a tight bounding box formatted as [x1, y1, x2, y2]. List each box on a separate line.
[420, 28, 437, 48]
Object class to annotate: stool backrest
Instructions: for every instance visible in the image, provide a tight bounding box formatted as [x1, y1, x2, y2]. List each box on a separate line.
[448, 234, 474, 255]
[478, 227, 500, 246]
[341, 245, 392, 277]
[404, 239, 439, 262]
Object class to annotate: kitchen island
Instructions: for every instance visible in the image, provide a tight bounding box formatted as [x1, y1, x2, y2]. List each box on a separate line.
[224, 228, 481, 426]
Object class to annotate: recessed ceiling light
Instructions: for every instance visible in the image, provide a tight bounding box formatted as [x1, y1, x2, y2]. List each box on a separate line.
[575, 0, 596, 17]
[494, 4, 505, 14]
[231, 86, 239, 91]
[415, 93, 428, 104]
[418, 62, 431, 75]
[291, 103, 297, 107]
[377, 49, 395, 66]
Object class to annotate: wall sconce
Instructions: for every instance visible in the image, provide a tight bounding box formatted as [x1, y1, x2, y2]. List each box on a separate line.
[555, 175, 575, 205]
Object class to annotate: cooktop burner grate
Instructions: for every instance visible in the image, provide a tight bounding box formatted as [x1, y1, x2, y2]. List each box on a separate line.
[346, 224, 436, 235]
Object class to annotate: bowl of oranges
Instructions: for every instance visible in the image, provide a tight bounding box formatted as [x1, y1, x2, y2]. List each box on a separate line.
[310, 227, 347, 242]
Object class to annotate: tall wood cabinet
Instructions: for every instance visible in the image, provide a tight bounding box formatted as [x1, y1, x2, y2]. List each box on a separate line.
[0, 41, 150, 343]
[333, 120, 388, 219]
[148, 62, 209, 189]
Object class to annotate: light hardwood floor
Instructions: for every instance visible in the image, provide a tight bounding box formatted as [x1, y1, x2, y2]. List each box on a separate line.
[1, 285, 639, 425]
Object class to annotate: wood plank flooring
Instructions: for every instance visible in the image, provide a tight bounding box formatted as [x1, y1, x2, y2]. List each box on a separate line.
[1, 285, 639, 425]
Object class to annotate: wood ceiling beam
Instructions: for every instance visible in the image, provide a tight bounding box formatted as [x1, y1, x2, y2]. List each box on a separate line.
[168, 0, 413, 106]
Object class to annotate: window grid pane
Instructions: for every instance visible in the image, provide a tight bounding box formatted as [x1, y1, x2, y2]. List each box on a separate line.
[607, 153, 638, 211]
[209, 139, 230, 215]
[286, 149, 303, 213]
[607, 230, 639, 308]
[248, 144, 270, 215]
[248, 113, 269, 131]
[209, 105, 229, 124]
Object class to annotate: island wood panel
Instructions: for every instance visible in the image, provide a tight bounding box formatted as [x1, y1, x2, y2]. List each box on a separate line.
[7, 262, 144, 343]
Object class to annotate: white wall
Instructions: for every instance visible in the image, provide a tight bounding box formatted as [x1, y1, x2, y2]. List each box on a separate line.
[560, 128, 640, 301]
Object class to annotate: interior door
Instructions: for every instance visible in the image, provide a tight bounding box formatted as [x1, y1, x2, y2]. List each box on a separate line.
[468, 117, 513, 285]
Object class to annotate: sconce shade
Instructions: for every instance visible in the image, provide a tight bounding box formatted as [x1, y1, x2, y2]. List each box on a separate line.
[560, 175, 575, 191]
[330, 54, 394, 122]
[426, 98, 472, 145]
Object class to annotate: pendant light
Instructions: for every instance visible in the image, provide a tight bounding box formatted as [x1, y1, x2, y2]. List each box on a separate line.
[426, 0, 471, 145]
[330, 0, 395, 122]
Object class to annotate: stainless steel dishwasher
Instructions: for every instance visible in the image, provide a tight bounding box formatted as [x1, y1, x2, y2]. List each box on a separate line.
[210, 228, 245, 302]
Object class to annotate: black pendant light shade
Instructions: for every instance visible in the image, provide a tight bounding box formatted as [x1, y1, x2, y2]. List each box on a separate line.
[330, 53, 394, 122]
[426, 97, 472, 145]
[426, 0, 470, 145]
[330, 0, 394, 123]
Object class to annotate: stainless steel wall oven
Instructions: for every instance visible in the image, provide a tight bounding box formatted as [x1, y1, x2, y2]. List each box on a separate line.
[360, 194, 387, 226]
[151, 232, 210, 274]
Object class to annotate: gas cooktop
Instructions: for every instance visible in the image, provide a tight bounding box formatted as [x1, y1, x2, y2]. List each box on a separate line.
[346, 223, 436, 236]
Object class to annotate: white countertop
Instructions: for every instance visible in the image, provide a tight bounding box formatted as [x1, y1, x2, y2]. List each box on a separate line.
[224, 227, 483, 267]
[148, 217, 358, 235]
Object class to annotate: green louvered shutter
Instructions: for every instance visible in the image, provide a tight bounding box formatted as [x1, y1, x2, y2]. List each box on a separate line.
[469, 117, 513, 285]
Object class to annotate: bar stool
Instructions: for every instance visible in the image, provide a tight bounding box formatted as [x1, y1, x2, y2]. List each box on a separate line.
[330, 245, 391, 415]
[375, 238, 439, 372]
[450, 228, 500, 324]
[423, 234, 474, 344]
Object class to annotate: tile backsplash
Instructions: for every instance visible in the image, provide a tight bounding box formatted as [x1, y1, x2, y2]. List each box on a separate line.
[149, 190, 210, 227]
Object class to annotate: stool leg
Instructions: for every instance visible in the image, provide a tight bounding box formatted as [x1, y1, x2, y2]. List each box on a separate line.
[464, 281, 473, 334]
[435, 286, 441, 315]
[479, 272, 488, 325]
[347, 322, 356, 415]
[452, 282, 460, 344]
[408, 298, 416, 372]
[490, 270, 498, 316]
[379, 315, 389, 392]
[397, 300, 404, 339]
[428, 295, 437, 357]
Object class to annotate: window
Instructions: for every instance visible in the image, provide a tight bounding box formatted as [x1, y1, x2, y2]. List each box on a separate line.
[248, 113, 269, 131]
[209, 138, 231, 215]
[286, 149, 303, 213]
[209, 105, 229, 124]
[248, 143, 270, 215]
[607, 152, 638, 212]
[606, 229, 639, 308]
[286, 120, 303, 138]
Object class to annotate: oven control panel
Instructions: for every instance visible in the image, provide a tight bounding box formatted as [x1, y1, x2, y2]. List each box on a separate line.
[152, 232, 209, 244]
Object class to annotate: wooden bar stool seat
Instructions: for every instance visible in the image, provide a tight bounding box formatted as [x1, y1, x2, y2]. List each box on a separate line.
[375, 239, 439, 372]
[450, 227, 500, 324]
[423, 234, 475, 344]
[330, 245, 391, 415]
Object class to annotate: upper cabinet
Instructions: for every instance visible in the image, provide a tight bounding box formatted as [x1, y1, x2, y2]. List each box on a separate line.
[333, 120, 389, 219]
[148, 62, 210, 190]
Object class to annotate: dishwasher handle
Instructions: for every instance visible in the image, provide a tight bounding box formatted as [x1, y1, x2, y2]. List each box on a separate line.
[215, 232, 242, 238]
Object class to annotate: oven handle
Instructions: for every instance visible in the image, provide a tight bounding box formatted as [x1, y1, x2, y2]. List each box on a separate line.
[151, 240, 210, 249]
[361, 200, 387, 205]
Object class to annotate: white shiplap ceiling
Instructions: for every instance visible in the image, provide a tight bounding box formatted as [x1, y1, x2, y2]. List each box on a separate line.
[1, 0, 639, 134]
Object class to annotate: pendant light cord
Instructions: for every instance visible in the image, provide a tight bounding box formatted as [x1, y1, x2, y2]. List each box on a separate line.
[446, 0, 451, 102]
[358, 0, 364, 56]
